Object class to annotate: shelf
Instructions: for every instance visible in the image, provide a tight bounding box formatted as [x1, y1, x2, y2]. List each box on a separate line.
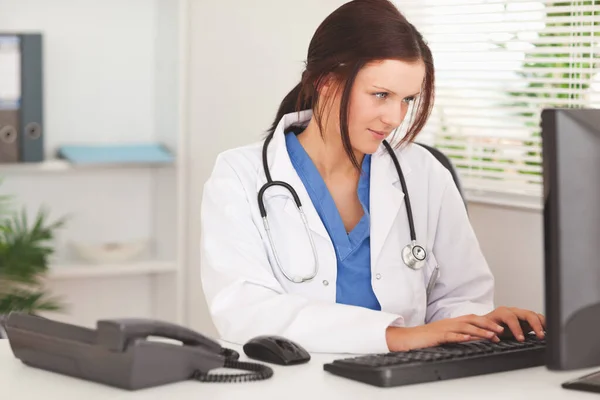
[0, 159, 175, 174]
[47, 260, 178, 280]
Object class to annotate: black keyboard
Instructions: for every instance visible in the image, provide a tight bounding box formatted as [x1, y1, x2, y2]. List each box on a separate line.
[323, 335, 546, 387]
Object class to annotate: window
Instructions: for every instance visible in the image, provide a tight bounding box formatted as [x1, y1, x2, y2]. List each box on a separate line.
[400, 0, 600, 200]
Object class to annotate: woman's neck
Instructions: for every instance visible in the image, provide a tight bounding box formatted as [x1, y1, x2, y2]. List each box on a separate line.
[296, 118, 363, 180]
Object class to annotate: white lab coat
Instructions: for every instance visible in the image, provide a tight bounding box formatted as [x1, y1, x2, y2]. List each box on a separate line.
[200, 110, 495, 354]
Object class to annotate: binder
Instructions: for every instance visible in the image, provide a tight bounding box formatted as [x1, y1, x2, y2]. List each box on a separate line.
[0, 33, 44, 163]
[0, 109, 18, 162]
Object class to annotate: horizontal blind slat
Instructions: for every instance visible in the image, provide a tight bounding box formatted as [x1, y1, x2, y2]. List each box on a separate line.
[426, 36, 600, 45]
[437, 87, 600, 96]
[403, 5, 600, 17]
[434, 95, 596, 106]
[400, 0, 591, 8]
[410, 15, 599, 26]
[459, 170, 544, 183]
[430, 136, 543, 146]
[442, 149, 542, 163]
[454, 160, 542, 173]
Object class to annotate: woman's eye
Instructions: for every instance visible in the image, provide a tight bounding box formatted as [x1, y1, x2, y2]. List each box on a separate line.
[403, 96, 415, 104]
[374, 92, 388, 99]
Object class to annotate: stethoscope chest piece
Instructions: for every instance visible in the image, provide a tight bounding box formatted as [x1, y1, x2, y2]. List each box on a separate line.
[402, 241, 427, 270]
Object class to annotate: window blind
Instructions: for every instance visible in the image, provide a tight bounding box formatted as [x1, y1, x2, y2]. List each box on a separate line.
[398, 0, 600, 198]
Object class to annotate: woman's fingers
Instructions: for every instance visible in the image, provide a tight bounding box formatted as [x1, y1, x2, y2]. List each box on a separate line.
[537, 313, 546, 329]
[454, 322, 498, 341]
[516, 310, 546, 339]
[443, 331, 472, 343]
[453, 314, 504, 341]
[498, 311, 525, 341]
[427, 309, 548, 348]
[463, 314, 505, 334]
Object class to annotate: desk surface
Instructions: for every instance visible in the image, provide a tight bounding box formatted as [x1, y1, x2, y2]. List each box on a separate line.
[2, 340, 599, 399]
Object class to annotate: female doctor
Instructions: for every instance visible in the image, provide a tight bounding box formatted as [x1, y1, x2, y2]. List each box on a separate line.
[200, 0, 545, 354]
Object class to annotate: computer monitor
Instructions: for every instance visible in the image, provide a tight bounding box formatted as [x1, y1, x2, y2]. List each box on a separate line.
[541, 107, 600, 371]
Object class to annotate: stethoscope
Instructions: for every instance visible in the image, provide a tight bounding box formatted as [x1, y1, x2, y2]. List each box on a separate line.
[258, 134, 427, 283]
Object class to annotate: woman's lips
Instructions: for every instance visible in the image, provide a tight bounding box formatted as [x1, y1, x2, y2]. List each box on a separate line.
[368, 129, 387, 139]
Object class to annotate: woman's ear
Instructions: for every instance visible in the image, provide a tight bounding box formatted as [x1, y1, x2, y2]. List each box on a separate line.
[316, 73, 337, 96]
[313, 73, 343, 118]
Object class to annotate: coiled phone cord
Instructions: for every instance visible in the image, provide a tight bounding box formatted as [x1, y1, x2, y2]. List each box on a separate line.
[192, 347, 274, 383]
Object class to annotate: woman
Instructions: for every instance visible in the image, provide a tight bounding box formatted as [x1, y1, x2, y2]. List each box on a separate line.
[200, 0, 545, 354]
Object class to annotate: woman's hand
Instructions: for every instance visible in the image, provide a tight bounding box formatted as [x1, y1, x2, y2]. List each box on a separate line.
[484, 306, 546, 341]
[386, 314, 505, 352]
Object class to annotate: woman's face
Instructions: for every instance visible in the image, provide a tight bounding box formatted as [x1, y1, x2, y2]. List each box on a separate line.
[323, 59, 426, 156]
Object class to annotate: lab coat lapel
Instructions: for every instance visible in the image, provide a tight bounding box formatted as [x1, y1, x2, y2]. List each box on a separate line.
[370, 143, 410, 268]
[256, 111, 329, 240]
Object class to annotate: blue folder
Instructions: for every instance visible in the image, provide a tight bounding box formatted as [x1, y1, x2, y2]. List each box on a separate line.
[57, 144, 174, 165]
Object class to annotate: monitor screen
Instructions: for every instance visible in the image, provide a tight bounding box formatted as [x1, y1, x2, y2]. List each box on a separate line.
[541, 107, 600, 371]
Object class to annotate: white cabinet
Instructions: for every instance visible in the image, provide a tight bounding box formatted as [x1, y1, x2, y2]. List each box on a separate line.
[0, 0, 190, 328]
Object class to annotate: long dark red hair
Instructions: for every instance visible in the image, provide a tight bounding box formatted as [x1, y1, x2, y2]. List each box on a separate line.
[266, 0, 435, 170]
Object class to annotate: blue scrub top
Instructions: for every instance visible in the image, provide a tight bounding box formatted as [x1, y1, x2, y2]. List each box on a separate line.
[286, 132, 381, 311]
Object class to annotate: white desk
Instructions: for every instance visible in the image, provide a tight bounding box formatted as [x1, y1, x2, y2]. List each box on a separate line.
[2, 340, 599, 399]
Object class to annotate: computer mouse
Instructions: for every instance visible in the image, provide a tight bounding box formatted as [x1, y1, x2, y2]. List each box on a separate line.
[243, 335, 311, 365]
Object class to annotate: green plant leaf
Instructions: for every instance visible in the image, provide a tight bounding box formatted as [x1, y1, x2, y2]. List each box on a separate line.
[0, 182, 67, 315]
[0, 289, 63, 314]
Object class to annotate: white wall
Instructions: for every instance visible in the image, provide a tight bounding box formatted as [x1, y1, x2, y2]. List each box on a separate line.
[0, 0, 157, 152]
[468, 203, 545, 314]
[186, 1, 548, 337]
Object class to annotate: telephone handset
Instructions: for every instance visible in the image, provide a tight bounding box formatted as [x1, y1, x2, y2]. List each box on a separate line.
[5, 312, 273, 390]
[96, 318, 224, 352]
